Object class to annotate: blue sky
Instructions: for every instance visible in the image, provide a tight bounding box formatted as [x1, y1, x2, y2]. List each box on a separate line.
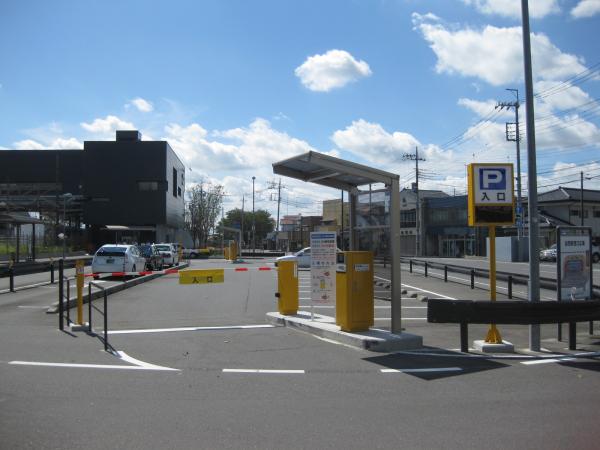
[1, 0, 599, 217]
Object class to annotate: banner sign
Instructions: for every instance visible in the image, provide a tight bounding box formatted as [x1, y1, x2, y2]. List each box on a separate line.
[310, 232, 337, 304]
[557, 227, 592, 301]
[468, 163, 515, 226]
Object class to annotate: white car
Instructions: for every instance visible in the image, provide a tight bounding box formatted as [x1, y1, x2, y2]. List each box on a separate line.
[276, 247, 342, 268]
[154, 243, 177, 267]
[92, 244, 146, 275]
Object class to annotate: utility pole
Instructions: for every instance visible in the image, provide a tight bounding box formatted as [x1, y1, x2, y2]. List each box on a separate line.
[521, 0, 541, 351]
[241, 195, 245, 248]
[403, 147, 426, 256]
[581, 172, 584, 226]
[276, 179, 281, 250]
[252, 176, 256, 256]
[496, 89, 524, 241]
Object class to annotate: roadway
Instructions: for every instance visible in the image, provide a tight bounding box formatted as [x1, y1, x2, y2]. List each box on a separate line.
[1, 257, 599, 449]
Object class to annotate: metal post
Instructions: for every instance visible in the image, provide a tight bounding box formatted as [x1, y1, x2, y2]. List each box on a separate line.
[9, 265, 14, 292]
[66, 277, 70, 325]
[58, 259, 64, 331]
[390, 177, 402, 335]
[444, 265, 448, 282]
[50, 261, 55, 284]
[104, 291, 108, 352]
[471, 269, 475, 289]
[349, 191, 357, 251]
[88, 283, 92, 331]
[460, 323, 469, 353]
[508, 275, 513, 299]
[409, 259, 413, 273]
[424, 262, 428, 277]
[521, 0, 541, 351]
[568, 322, 576, 350]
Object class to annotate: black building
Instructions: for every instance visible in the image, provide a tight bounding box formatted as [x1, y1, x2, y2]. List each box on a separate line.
[0, 130, 186, 250]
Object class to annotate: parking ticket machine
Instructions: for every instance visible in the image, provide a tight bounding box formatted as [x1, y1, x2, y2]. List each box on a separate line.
[335, 251, 374, 332]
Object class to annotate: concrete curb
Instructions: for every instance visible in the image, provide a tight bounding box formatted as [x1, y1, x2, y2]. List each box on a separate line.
[266, 311, 423, 352]
[46, 263, 189, 314]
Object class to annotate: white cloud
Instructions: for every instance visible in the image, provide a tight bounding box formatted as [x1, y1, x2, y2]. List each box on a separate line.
[535, 81, 593, 111]
[13, 137, 83, 150]
[128, 97, 154, 112]
[412, 15, 586, 86]
[80, 115, 135, 136]
[164, 118, 315, 173]
[571, 0, 600, 18]
[458, 98, 513, 119]
[462, 0, 560, 19]
[295, 50, 372, 92]
[331, 119, 419, 166]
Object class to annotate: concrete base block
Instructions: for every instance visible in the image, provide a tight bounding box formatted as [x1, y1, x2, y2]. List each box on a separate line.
[473, 339, 515, 353]
[70, 322, 90, 332]
[267, 311, 423, 352]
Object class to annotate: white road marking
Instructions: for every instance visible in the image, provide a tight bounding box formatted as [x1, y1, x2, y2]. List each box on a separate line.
[18, 305, 49, 309]
[374, 276, 456, 300]
[223, 369, 305, 374]
[521, 358, 577, 366]
[9, 360, 178, 371]
[381, 367, 462, 373]
[108, 324, 274, 335]
[116, 351, 179, 371]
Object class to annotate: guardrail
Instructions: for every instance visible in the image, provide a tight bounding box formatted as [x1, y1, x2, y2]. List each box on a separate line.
[88, 281, 110, 352]
[404, 258, 600, 299]
[428, 298, 600, 352]
[1, 256, 92, 279]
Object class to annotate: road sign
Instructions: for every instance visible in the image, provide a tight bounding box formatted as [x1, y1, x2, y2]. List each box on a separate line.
[468, 163, 515, 226]
[557, 227, 592, 301]
[310, 232, 336, 305]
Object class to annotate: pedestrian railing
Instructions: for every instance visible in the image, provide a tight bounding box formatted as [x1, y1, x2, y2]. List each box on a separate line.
[88, 282, 111, 352]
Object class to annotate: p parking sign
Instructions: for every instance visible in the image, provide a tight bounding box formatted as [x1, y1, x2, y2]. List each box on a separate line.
[468, 163, 515, 226]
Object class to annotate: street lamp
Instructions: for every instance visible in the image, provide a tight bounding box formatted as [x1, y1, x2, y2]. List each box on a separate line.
[60, 193, 72, 259]
[252, 176, 256, 256]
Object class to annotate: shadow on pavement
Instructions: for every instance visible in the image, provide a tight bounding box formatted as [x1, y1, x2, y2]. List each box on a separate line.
[363, 349, 510, 380]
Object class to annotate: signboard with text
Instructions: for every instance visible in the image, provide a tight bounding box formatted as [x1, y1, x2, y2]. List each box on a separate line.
[310, 231, 337, 304]
[557, 227, 592, 301]
[468, 163, 515, 226]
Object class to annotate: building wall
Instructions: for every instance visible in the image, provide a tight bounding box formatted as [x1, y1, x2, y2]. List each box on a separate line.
[165, 142, 185, 230]
[83, 140, 168, 226]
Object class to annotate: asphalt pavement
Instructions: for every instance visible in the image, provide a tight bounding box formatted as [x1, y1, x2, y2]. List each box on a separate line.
[1, 257, 599, 449]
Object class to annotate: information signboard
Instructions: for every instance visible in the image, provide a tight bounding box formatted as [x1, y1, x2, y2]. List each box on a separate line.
[557, 227, 592, 301]
[467, 163, 515, 226]
[310, 231, 337, 304]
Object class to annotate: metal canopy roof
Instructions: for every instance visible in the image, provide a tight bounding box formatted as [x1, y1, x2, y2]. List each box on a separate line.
[272, 151, 399, 192]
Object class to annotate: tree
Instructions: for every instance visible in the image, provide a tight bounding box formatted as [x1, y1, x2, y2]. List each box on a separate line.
[186, 181, 224, 247]
[220, 208, 275, 247]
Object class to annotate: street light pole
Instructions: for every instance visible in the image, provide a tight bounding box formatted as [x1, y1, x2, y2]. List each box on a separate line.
[252, 176, 256, 256]
[581, 171, 584, 227]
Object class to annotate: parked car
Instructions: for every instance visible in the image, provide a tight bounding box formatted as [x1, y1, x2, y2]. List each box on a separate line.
[539, 244, 557, 262]
[139, 244, 164, 271]
[154, 243, 176, 267]
[92, 244, 146, 275]
[276, 246, 342, 268]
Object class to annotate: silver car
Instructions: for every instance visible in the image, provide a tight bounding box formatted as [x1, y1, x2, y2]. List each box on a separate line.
[154, 243, 176, 267]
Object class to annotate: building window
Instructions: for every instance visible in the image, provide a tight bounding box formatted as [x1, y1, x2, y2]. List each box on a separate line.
[138, 181, 159, 191]
[594, 210, 600, 218]
[172, 168, 177, 197]
[178, 187, 182, 197]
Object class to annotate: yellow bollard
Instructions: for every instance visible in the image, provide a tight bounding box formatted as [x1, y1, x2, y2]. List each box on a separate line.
[485, 225, 503, 344]
[76, 260, 84, 325]
[276, 260, 298, 315]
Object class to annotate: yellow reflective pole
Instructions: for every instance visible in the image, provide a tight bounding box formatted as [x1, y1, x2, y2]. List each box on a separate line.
[485, 225, 502, 343]
[76, 260, 84, 325]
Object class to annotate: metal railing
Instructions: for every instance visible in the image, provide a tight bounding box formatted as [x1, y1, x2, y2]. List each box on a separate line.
[88, 281, 110, 352]
[58, 260, 71, 330]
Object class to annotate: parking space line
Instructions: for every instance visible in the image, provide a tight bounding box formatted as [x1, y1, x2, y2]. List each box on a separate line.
[381, 367, 462, 373]
[108, 324, 275, 335]
[223, 369, 305, 374]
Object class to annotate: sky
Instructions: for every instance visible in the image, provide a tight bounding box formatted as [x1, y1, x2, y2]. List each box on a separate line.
[1, 0, 599, 218]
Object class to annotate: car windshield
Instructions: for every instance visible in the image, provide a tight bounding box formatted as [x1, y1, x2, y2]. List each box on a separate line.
[139, 245, 153, 256]
[96, 247, 126, 257]
[155, 245, 171, 251]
